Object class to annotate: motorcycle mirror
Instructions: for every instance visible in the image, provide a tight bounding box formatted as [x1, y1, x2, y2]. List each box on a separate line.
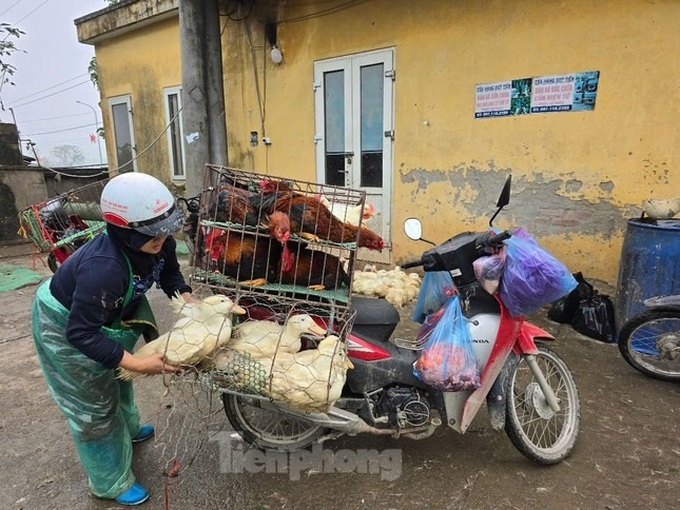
[490, 174, 512, 227]
[404, 218, 436, 246]
[496, 174, 512, 208]
[404, 218, 422, 240]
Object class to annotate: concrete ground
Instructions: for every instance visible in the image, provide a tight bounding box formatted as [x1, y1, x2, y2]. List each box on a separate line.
[1, 242, 679, 510]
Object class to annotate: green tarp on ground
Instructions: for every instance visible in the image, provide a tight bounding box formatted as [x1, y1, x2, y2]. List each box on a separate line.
[0, 264, 44, 293]
[175, 239, 189, 256]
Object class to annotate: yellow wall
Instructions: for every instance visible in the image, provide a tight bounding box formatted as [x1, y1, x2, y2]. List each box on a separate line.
[95, 16, 183, 192]
[91, 0, 680, 285]
[221, 0, 680, 284]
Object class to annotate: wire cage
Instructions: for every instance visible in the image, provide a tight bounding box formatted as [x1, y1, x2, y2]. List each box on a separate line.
[18, 179, 108, 270]
[201, 296, 356, 412]
[188, 165, 385, 306]
[179, 164, 386, 411]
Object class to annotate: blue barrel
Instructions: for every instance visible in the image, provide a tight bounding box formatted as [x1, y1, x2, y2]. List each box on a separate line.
[614, 218, 680, 336]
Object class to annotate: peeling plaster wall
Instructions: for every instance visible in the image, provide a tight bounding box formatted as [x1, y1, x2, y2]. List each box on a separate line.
[221, 0, 679, 284]
[86, 0, 680, 285]
[95, 16, 182, 187]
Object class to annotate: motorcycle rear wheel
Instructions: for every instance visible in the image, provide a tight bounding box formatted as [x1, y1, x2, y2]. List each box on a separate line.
[222, 393, 325, 452]
[505, 345, 580, 465]
[617, 309, 680, 381]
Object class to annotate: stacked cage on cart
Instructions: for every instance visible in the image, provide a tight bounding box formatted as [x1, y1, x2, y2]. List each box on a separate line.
[18, 179, 108, 272]
[188, 165, 384, 412]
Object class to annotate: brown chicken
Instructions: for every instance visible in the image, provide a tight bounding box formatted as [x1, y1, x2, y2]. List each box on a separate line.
[275, 241, 350, 291]
[258, 180, 384, 251]
[207, 211, 293, 286]
[184, 183, 269, 267]
[210, 183, 268, 226]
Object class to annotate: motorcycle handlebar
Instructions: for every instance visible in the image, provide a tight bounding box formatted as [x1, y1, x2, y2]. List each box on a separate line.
[401, 230, 512, 271]
[401, 258, 424, 269]
[477, 230, 512, 250]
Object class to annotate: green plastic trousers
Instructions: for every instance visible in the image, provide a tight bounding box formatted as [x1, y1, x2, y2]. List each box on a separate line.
[31, 280, 142, 499]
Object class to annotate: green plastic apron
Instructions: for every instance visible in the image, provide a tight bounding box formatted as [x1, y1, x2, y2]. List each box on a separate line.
[31, 256, 154, 499]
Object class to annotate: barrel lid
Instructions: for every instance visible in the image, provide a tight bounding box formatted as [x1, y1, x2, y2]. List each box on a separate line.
[628, 218, 680, 230]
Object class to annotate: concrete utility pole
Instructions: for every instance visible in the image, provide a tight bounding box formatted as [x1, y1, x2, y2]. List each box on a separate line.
[179, 0, 228, 197]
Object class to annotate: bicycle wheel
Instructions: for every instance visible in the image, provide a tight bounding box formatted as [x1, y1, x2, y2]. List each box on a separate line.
[505, 345, 581, 465]
[47, 252, 60, 273]
[618, 309, 680, 381]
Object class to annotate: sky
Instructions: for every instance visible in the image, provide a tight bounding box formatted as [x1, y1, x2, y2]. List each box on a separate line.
[1, 0, 110, 166]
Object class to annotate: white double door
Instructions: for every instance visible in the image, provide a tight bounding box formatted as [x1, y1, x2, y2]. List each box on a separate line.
[314, 48, 394, 249]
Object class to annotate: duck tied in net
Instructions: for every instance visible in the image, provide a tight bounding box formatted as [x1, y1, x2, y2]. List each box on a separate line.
[205, 303, 356, 413]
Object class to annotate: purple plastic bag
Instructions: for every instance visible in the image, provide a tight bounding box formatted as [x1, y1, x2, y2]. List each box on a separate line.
[499, 227, 578, 317]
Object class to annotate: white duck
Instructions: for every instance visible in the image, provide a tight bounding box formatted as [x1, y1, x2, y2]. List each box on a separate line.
[262, 335, 353, 411]
[230, 314, 327, 358]
[212, 334, 352, 410]
[117, 293, 245, 381]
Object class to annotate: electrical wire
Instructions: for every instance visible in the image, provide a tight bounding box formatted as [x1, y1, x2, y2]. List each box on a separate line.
[275, 0, 371, 24]
[102, 105, 183, 175]
[0, 0, 24, 18]
[17, 112, 92, 124]
[7, 0, 52, 27]
[223, 0, 254, 21]
[33, 106, 182, 179]
[242, 15, 265, 138]
[10, 79, 91, 108]
[22, 122, 95, 136]
[8, 73, 89, 103]
[39, 165, 108, 178]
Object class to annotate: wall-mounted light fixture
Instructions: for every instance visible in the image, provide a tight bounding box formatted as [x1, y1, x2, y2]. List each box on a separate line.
[266, 23, 283, 64]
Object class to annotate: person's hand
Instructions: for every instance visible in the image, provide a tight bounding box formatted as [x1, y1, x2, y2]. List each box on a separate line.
[119, 351, 181, 375]
[180, 291, 199, 304]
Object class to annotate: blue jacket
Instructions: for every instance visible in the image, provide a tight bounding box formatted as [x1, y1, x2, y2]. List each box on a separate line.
[49, 232, 191, 369]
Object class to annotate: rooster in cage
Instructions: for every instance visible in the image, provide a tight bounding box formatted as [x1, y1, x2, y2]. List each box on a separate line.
[275, 240, 350, 291]
[206, 211, 294, 286]
[184, 182, 272, 265]
[257, 180, 384, 251]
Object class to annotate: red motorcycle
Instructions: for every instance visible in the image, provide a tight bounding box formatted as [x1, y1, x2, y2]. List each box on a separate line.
[223, 175, 581, 465]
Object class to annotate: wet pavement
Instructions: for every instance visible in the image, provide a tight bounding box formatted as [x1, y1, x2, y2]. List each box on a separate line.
[1, 246, 679, 510]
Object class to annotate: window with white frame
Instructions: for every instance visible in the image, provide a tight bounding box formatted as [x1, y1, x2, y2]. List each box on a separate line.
[164, 86, 185, 180]
[109, 95, 136, 173]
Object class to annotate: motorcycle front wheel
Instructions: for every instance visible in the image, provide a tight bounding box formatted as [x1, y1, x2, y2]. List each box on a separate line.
[505, 345, 580, 465]
[222, 393, 325, 452]
[618, 309, 680, 381]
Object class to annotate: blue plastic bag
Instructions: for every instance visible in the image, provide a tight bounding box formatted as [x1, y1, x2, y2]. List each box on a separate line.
[413, 295, 481, 391]
[499, 227, 578, 317]
[411, 271, 456, 323]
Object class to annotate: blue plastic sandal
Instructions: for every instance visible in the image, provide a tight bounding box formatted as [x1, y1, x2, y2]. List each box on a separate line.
[115, 482, 149, 506]
[131, 424, 154, 443]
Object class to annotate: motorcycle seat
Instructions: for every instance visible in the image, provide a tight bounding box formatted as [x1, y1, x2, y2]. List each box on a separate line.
[350, 295, 400, 344]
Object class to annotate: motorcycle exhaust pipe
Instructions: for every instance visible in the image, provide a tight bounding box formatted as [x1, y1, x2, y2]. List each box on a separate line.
[273, 404, 439, 437]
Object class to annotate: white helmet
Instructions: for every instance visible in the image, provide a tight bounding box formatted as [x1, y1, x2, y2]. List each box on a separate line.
[100, 172, 184, 236]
